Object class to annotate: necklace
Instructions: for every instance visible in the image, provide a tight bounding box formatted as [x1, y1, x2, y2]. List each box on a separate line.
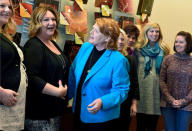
[58, 55, 66, 70]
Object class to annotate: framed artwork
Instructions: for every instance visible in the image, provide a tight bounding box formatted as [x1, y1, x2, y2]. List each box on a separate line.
[119, 16, 134, 29]
[94, 12, 112, 20]
[12, 0, 22, 25]
[70, 0, 88, 4]
[95, 0, 114, 9]
[137, 0, 154, 16]
[63, 40, 81, 64]
[114, 11, 135, 28]
[63, 6, 87, 35]
[20, 3, 32, 18]
[117, 0, 134, 13]
[34, 0, 59, 10]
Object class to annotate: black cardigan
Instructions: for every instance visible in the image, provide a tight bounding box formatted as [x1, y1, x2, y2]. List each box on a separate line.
[0, 33, 21, 92]
[24, 37, 69, 120]
[121, 55, 140, 107]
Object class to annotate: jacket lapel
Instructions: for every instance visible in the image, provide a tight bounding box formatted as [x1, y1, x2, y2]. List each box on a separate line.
[84, 50, 112, 84]
[0, 33, 12, 44]
[76, 45, 94, 85]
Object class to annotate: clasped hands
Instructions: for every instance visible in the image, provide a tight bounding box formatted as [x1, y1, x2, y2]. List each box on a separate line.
[172, 99, 185, 108]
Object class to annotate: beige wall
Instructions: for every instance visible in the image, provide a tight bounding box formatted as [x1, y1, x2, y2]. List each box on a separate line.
[133, 0, 192, 53]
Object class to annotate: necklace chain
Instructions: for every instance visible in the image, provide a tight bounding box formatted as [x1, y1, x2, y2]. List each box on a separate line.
[59, 55, 65, 69]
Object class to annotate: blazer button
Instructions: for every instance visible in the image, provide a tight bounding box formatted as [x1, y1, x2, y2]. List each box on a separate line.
[82, 94, 86, 96]
[16, 64, 18, 67]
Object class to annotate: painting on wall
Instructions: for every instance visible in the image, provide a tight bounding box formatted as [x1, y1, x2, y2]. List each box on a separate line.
[20, 3, 33, 18]
[34, 0, 59, 10]
[63, 5, 87, 35]
[13, 0, 22, 25]
[94, 12, 112, 20]
[117, 0, 134, 14]
[73, 0, 84, 11]
[114, 11, 135, 28]
[119, 16, 134, 29]
[64, 40, 81, 64]
[95, 0, 114, 9]
[137, 0, 154, 16]
[70, 0, 88, 4]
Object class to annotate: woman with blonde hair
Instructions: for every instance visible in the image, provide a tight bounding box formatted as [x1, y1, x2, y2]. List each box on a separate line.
[117, 27, 140, 131]
[135, 22, 170, 131]
[118, 29, 128, 56]
[68, 18, 130, 131]
[135, 22, 170, 55]
[0, 0, 27, 130]
[24, 6, 69, 131]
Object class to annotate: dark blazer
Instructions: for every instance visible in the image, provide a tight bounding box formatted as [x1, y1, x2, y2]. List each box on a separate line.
[119, 54, 140, 131]
[120, 55, 140, 115]
[126, 55, 140, 104]
[0, 33, 21, 92]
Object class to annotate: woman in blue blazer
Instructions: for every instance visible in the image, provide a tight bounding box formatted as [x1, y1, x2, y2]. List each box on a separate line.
[68, 18, 130, 131]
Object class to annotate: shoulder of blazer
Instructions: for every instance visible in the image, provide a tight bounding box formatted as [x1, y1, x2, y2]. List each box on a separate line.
[76, 42, 93, 55]
[0, 33, 20, 58]
[82, 42, 93, 49]
[110, 50, 126, 60]
[0, 33, 12, 45]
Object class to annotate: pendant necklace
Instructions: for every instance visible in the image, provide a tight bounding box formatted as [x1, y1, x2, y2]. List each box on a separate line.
[58, 55, 66, 70]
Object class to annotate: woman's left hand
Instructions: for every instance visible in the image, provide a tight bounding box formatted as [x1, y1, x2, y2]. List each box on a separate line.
[130, 103, 137, 116]
[130, 99, 137, 116]
[87, 98, 102, 114]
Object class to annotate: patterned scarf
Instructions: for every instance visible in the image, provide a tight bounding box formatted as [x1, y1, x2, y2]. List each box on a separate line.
[140, 42, 164, 78]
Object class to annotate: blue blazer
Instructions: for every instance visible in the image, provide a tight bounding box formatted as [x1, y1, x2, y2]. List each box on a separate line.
[68, 42, 130, 123]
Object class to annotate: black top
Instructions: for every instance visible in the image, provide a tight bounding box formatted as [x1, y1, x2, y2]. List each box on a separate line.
[122, 55, 140, 107]
[24, 37, 69, 120]
[75, 46, 106, 117]
[0, 33, 21, 92]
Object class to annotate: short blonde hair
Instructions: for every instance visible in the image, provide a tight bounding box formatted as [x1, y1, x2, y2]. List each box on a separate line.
[96, 18, 120, 50]
[119, 28, 128, 56]
[29, 6, 59, 39]
[0, 0, 16, 40]
[135, 22, 170, 55]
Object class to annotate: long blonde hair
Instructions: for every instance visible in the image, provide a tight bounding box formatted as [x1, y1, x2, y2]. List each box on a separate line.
[0, 0, 16, 40]
[119, 28, 128, 56]
[135, 22, 170, 55]
[29, 6, 59, 39]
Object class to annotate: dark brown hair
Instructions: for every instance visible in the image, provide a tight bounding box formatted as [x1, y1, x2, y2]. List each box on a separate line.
[123, 24, 140, 40]
[174, 31, 192, 54]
